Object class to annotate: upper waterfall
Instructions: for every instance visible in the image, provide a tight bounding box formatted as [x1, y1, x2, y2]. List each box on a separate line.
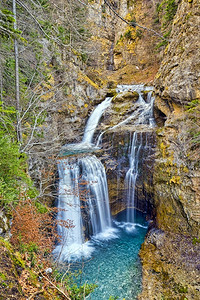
[82, 97, 112, 144]
[60, 97, 112, 156]
[97, 84, 155, 146]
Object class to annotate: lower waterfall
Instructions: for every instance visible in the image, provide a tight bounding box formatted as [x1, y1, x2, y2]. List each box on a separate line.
[126, 132, 142, 223]
[54, 155, 112, 261]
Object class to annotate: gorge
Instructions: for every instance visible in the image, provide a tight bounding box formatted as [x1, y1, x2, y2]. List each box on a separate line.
[0, 0, 199, 299]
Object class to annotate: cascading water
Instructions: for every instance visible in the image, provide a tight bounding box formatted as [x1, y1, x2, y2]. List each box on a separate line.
[96, 85, 155, 227]
[56, 159, 84, 260]
[123, 86, 155, 223]
[126, 132, 142, 223]
[79, 156, 112, 234]
[82, 97, 112, 144]
[55, 155, 112, 261]
[60, 97, 112, 156]
[55, 84, 155, 299]
[96, 85, 155, 146]
[54, 97, 113, 261]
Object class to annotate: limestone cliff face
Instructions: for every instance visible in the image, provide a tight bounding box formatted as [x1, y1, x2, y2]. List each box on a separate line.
[86, 0, 161, 84]
[155, 0, 200, 104]
[139, 229, 200, 300]
[139, 0, 200, 298]
[154, 0, 200, 236]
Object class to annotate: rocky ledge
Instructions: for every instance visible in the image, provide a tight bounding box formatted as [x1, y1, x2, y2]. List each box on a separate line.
[139, 229, 200, 300]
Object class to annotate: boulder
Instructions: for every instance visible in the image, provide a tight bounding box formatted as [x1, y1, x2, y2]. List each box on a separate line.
[112, 91, 139, 103]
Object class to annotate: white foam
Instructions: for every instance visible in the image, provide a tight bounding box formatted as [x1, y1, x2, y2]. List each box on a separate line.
[92, 227, 119, 241]
[114, 221, 148, 233]
[116, 84, 153, 93]
[53, 241, 95, 262]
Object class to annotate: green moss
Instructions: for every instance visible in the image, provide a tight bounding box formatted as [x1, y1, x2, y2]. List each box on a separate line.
[0, 272, 7, 280]
[185, 99, 200, 112]
[0, 238, 25, 270]
[174, 283, 188, 293]
[13, 251, 26, 269]
[29, 270, 38, 287]
[192, 237, 200, 245]
[157, 0, 178, 26]
[124, 29, 132, 39]
[0, 237, 13, 253]
[160, 142, 169, 158]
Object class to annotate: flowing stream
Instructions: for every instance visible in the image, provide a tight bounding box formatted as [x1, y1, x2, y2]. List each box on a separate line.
[54, 84, 155, 299]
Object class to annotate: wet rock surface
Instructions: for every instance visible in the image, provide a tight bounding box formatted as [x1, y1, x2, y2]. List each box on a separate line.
[99, 129, 156, 217]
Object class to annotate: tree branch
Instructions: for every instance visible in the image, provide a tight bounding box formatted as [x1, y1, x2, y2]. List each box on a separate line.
[40, 274, 71, 300]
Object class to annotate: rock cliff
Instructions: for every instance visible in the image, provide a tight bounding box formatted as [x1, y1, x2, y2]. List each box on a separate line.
[36, 2, 199, 297]
[2, 0, 199, 298]
[139, 0, 200, 298]
[154, 0, 200, 239]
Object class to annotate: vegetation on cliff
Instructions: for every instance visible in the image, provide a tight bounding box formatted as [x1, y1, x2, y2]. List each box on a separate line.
[0, 0, 96, 298]
[0, 0, 199, 299]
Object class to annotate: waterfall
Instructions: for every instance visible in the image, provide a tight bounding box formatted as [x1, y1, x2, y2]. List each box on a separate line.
[55, 84, 155, 260]
[82, 97, 112, 144]
[60, 97, 112, 156]
[80, 156, 112, 233]
[123, 86, 155, 223]
[126, 133, 142, 222]
[55, 155, 112, 261]
[96, 85, 155, 147]
[57, 159, 83, 247]
[55, 98, 112, 261]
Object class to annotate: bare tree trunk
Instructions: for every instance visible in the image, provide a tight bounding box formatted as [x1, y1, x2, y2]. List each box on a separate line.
[13, 0, 22, 143]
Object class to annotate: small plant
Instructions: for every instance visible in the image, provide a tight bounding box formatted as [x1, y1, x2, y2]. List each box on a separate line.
[124, 29, 132, 39]
[192, 237, 200, 245]
[185, 99, 200, 112]
[157, 0, 178, 27]
[155, 31, 170, 49]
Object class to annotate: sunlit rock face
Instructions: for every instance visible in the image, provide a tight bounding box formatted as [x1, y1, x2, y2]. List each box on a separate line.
[154, 0, 200, 105]
[86, 0, 161, 84]
[139, 0, 200, 298]
[153, 0, 200, 237]
[139, 229, 200, 300]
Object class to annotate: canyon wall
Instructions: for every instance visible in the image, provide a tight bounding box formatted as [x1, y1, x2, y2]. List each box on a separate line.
[139, 0, 200, 298]
[1, 0, 199, 298]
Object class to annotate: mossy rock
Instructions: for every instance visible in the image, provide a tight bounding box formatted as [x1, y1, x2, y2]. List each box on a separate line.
[0, 238, 24, 298]
[113, 102, 133, 114]
[112, 91, 139, 103]
[107, 80, 117, 89]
